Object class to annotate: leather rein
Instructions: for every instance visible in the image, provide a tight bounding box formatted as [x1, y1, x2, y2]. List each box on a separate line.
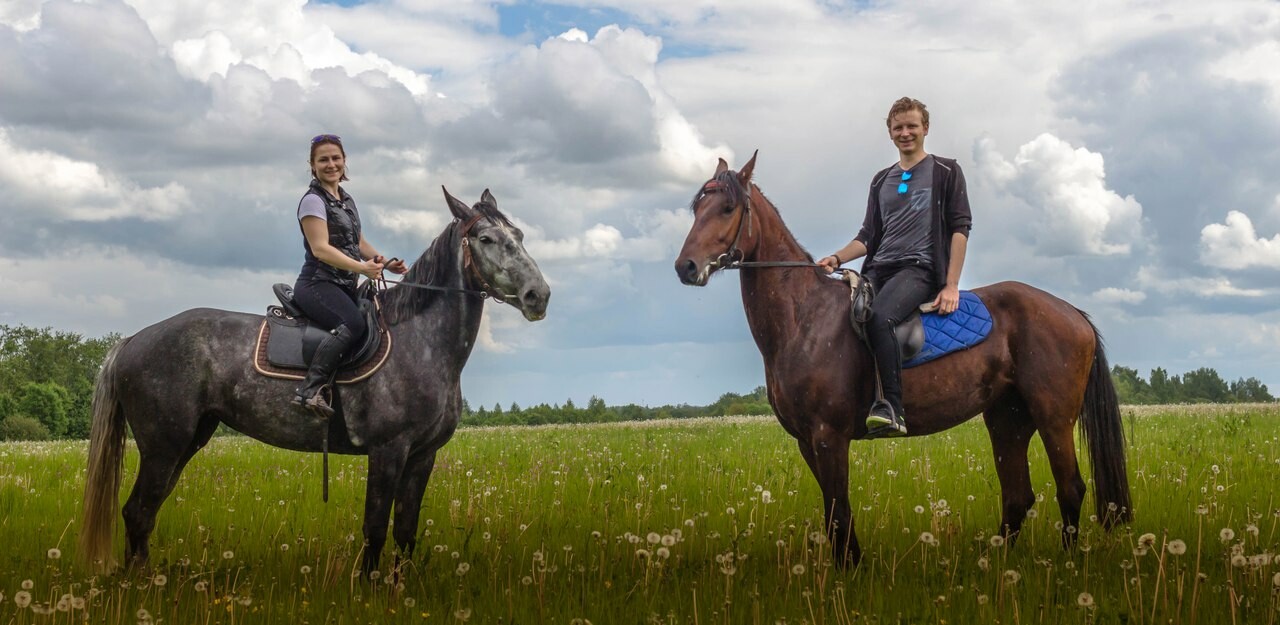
[701, 179, 851, 275]
[372, 214, 516, 303]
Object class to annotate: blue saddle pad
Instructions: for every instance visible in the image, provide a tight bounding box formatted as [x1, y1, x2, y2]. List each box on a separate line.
[903, 291, 993, 368]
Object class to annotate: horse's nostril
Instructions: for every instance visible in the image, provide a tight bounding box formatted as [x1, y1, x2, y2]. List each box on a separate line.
[677, 259, 699, 283]
[522, 289, 539, 306]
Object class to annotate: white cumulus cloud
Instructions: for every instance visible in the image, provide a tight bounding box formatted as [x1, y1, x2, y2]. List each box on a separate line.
[1092, 287, 1147, 305]
[0, 129, 190, 222]
[974, 133, 1144, 256]
[1200, 210, 1280, 270]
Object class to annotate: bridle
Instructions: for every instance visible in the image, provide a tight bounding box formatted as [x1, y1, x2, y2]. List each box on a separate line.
[458, 213, 517, 303]
[374, 214, 518, 302]
[699, 177, 849, 274]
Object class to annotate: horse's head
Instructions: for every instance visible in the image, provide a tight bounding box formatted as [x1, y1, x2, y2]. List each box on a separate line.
[674, 151, 759, 286]
[443, 187, 550, 321]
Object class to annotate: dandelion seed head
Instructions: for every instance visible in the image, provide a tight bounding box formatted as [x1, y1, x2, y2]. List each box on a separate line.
[978, 556, 990, 571]
[152, 574, 167, 587]
[977, 594, 988, 605]
[1077, 592, 1094, 608]
[1003, 569, 1021, 584]
[920, 532, 937, 546]
[14, 591, 31, 608]
[521, 576, 533, 586]
[1166, 539, 1188, 556]
[914, 505, 925, 514]
[194, 581, 208, 592]
[1138, 533, 1156, 546]
[369, 571, 382, 581]
[404, 597, 417, 608]
[656, 547, 670, 559]
[647, 532, 661, 544]
[136, 608, 151, 620]
[1231, 554, 1247, 568]
[222, 550, 234, 560]
[989, 535, 1005, 548]
[300, 565, 312, 574]
[47, 548, 61, 560]
[791, 564, 805, 575]
[1220, 528, 1235, 542]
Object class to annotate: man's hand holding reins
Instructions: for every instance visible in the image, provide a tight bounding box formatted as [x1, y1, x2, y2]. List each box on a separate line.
[817, 255, 841, 274]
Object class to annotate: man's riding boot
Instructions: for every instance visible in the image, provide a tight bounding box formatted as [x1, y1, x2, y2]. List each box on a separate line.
[866, 327, 908, 436]
[293, 324, 354, 421]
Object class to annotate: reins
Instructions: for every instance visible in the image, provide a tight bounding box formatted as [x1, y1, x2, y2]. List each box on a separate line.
[702, 178, 852, 275]
[369, 214, 518, 302]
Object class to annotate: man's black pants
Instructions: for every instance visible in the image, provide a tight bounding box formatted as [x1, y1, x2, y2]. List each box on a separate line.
[864, 262, 934, 414]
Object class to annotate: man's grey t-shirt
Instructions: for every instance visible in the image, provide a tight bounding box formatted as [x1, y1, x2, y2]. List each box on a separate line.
[874, 155, 934, 266]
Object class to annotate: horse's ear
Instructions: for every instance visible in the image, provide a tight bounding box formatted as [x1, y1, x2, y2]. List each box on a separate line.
[443, 186, 474, 220]
[738, 150, 759, 186]
[715, 158, 729, 176]
[480, 188, 497, 207]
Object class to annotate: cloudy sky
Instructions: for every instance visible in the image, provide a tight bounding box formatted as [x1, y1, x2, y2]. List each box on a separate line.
[2, 0, 1278, 409]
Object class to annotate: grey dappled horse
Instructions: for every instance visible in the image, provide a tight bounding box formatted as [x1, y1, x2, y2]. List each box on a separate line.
[80, 188, 550, 575]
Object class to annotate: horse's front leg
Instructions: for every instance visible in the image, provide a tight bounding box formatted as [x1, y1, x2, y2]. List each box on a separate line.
[362, 441, 411, 576]
[802, 425, 860, 567]
[391, 448, 439, 562]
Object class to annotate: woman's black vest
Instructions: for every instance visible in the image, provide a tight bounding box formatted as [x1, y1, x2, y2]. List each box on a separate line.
[297, 180, 363, 289]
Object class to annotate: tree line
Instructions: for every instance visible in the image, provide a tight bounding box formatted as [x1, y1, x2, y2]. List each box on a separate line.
[0, 324, 1272, 440]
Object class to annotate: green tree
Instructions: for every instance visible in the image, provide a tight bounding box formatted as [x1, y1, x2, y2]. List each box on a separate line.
[16, 381, 71, 437]
[1111, 365, 1154, 404]
[0, 414, 52, 441]
[1229, 377, 1273, 403]
[1182, 368, 1229, 403]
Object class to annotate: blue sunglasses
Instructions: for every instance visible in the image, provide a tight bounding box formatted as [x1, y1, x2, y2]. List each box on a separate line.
[311, 134, 342, 144]
[897, 170, 912, 194]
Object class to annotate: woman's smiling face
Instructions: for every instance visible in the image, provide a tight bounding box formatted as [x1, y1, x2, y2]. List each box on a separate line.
[311, 143, 345, 184]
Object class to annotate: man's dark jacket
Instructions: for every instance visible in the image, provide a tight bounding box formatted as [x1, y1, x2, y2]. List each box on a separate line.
[854, 155, 973, 291]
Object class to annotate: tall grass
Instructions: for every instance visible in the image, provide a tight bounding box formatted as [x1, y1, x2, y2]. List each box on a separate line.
[1, 405, 1277, 623]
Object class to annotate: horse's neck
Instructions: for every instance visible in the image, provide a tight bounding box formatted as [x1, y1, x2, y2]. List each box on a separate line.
[394, 257, 484, 371]
[738, 190, 824, 356]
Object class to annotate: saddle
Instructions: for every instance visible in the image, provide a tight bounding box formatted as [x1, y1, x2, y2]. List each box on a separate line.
[844, 272, 993, 368]
[252, 283, 393, 383]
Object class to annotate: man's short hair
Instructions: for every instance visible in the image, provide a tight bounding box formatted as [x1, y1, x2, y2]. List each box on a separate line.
[886, 97, 929, 128]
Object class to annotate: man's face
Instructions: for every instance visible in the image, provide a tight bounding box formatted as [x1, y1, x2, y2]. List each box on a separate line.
[888, 109, 928, 156]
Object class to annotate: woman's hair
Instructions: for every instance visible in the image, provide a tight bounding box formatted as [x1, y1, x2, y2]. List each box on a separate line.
[885, 97, 929, 128]
[309, 134, 349, 181]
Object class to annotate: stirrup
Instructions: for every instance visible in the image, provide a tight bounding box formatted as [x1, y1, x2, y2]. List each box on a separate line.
[865, 400, 907, 438]
[294, 386, 335, 419]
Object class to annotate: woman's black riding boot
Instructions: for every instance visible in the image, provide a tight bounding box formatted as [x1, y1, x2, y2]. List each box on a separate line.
[293, 324, 355, 420]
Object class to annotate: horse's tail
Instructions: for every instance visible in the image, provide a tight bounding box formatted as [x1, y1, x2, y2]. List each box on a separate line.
[1077, 312, 1133, 528]
[79, 336, 131, 571]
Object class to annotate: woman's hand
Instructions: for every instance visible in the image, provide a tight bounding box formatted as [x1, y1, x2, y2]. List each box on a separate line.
[375, 255, 408, 275]
[357, 258, 385, 280]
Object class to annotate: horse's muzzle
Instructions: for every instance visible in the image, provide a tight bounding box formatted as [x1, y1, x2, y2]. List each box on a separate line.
[676, 258, 707, 286]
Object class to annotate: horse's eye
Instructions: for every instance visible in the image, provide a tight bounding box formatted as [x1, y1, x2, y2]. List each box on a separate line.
[478, 235, 493, 244]
[722, 202, 736, 215]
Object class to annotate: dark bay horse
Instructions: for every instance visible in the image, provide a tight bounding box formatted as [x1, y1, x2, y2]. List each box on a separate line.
[674, 153, 1131, 566]
[81, 188, 550, 574]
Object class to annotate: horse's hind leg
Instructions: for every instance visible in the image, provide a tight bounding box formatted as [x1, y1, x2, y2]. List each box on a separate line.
[122, 415, 218, 568]
[983, 395, 1037, 543]
[122, 450, 183, 568]
[1034, 415, 1087, 548]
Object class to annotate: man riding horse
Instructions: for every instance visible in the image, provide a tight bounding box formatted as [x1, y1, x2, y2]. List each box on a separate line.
[817, 97, 972, 436]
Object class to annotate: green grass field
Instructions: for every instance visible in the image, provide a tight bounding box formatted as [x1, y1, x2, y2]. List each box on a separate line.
[1, 404, 1278, 624]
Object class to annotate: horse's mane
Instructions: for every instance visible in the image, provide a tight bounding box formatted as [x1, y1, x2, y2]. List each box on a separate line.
[688, 170, 815, 263]
[382, 200, 514, 324]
